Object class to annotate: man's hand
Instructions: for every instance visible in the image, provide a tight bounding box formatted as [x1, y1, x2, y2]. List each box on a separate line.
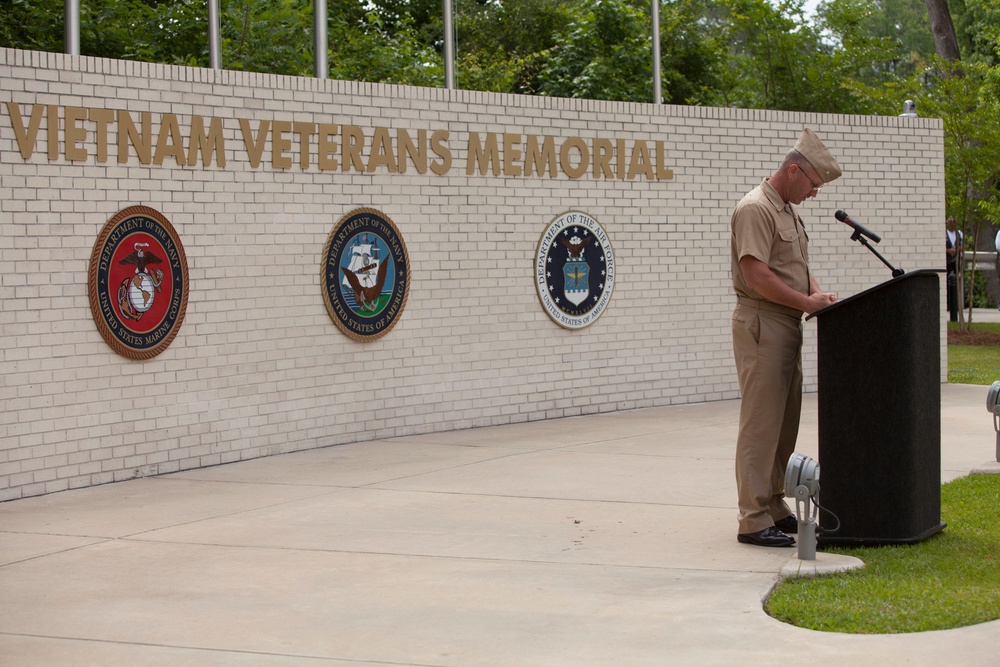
[740, 256, 838, 314]
[805, 291, 837, 313]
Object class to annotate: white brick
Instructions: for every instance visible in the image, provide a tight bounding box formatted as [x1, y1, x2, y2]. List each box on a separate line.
[0, 47, 947, 500]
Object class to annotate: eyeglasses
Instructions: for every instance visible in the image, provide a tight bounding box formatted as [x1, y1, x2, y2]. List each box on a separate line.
[797, 165, 823, 191]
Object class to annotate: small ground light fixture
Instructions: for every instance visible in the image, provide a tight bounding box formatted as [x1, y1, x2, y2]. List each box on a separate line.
[785, 453, 820, 560]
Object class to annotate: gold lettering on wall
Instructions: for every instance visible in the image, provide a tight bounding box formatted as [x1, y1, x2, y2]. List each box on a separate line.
[293, 121, 315, 169]
[525, 135, 557, 178]
[467, 132, 501, 176]
[240, 118, 269, 168]
[119, 110, 151, 164]
[593, 138, 614, 179]
[47, 104, 58, 160]
[90, 108, 115, 163]
[188, 116, 226, 167]
[616, 139, 626, 179]
[64, 106, 88, 162]
[627, 140, 652, 180]
[0, 103, 674, 181]
[270, 120, 293, 169]
[559, 136, 588, 179]
[154, 114, 186, 166]
[656, 141, 674, 180]
[342, 125, 366, 172]
[367, 127, 397, 173]
[503, 133, 522, 177]
[398, 128, 426, 174]
[5, 102, 44, 159]
[429, 129, 451, 175]
[318, 123, 339, 171]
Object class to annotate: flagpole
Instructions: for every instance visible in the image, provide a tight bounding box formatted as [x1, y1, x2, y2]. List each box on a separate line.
[64, 0, 79, 55]
[315, 0, 328, 78]
[208, 0, 221, 69]
[652, 0, 662, 104]
[443, 0, 455, 89]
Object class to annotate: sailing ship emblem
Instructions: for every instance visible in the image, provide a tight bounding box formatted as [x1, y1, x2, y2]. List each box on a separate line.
[340, 233, 390, 314]
[322, 208, 410, 342]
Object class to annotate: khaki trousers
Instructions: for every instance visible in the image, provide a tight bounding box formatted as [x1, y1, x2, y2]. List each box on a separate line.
[731, 302, 802, 534]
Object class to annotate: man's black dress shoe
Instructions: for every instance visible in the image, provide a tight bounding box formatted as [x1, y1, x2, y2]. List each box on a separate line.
[737, 526, 795, 547]
[773, 515, 798, 534]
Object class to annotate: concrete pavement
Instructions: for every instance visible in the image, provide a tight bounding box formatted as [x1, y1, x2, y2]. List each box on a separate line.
[959, 306, 1000, 324]
[1, 379, 998, 666]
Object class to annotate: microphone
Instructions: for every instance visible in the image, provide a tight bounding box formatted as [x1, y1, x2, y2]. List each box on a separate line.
[835, 210, 881, 243]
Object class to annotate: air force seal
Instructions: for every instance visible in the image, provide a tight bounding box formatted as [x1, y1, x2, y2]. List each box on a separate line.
[322, 208, 410, 342]
[535, 211, 615, 329]
[88, 206, 189, 360]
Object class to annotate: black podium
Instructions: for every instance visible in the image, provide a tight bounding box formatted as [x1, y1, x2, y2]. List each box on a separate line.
[808, 270, 946, 546]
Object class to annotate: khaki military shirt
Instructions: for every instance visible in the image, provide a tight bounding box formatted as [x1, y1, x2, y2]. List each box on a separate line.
[731, 179, 810, 299]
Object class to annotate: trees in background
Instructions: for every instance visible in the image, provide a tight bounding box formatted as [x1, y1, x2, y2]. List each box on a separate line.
[0, 0, 966, 112]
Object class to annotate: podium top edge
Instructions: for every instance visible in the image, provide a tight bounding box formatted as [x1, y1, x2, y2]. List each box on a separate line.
[806, 269, 943, 321]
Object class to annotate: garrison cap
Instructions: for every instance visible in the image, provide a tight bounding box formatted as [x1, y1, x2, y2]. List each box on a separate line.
[793, 128, 842, 183]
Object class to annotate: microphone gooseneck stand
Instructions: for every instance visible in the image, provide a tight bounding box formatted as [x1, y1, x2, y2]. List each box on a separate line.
[849, 228, 905, 278]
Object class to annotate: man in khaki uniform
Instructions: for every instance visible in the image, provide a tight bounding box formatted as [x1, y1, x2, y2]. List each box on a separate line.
[730, 128, 842, 547]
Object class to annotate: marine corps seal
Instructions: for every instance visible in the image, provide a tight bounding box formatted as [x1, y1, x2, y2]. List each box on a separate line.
[88, 206, 189, 360]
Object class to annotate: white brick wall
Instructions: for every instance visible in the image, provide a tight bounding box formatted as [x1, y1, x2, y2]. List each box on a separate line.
[0, 48, 946, 500]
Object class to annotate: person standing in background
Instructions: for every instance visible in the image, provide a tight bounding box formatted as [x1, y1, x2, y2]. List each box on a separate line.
[995, 227, 1000, 310]
[946, 217, 962, 322]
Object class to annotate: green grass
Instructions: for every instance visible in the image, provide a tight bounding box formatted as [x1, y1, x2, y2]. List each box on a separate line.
[947, 322, 1000, 385]
[769, 329, 1000, 634]
[949, 322, 1000, 334]
[949, 346, 1000, 384]
[766, 473, 1000, 633]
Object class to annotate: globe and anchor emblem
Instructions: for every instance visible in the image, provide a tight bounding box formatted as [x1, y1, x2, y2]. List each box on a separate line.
[116, 242, 165, 321]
